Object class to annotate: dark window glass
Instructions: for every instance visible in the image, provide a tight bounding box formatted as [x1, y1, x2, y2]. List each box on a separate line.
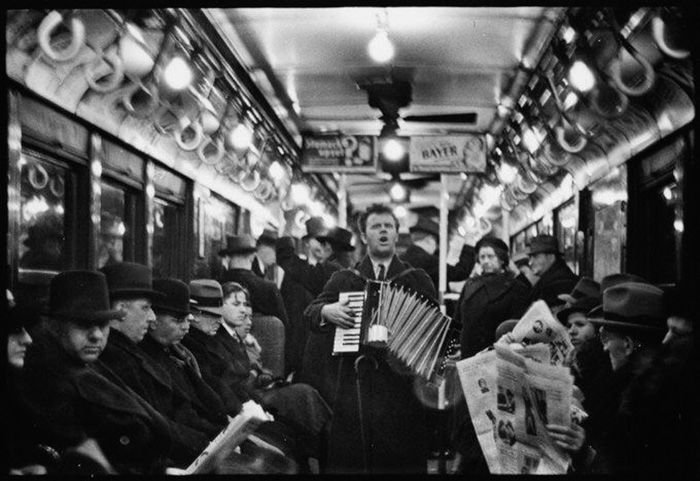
[152, 198, 184, 278]
[18, 154, 67, 273]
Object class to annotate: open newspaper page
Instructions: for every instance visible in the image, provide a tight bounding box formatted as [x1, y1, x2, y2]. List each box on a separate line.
[494, 344, 573, 474]
[184, 400, 274, 474]
[507, 300, 574, 366]
[455, 350, 500, 472]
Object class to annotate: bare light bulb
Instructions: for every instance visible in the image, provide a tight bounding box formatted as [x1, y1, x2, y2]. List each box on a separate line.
[389, 182, 407, 202]
[230, 123, 254, 151]
[322, 213, 336, 229]
[368, 30, 395, 63]
[568, 60, 596, 93]
[163, 56, 193, 91]
[497, 162, 518, 184]
[382, 138, 404, 161]
[268, 161, 285, 184]
[290, 183, 310, 205]
[393, 205, 408, 218]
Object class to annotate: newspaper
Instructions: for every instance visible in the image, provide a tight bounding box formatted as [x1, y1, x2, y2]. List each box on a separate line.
[456, 342, 575, 474]
[184, 400, 274, 474]
[505, 300, 574, 366]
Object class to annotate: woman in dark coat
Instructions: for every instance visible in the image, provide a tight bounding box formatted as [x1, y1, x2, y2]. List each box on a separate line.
[454, 236, 530, 359]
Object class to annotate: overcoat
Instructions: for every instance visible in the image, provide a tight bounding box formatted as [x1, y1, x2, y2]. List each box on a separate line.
[454, 271, 530, 358]
[18, 327, 172, 474]
[527, 258, 579, 308]
[277, 236, 346, 379]
[303, 255, 438, 473]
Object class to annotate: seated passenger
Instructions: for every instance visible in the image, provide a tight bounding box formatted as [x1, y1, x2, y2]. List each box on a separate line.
[221, 282, 332, 463]
[586, 281, 667, 473]
[17, 271, 173, 474]
[99, 262, 215, 466]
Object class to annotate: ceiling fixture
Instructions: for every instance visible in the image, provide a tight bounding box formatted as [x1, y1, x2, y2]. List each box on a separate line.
[368, 9, 395, 63]
[229, 118, 254, 151]
[162, 55, 193, 91]
[388, 180, 409, 203]
[568, 60, 596, 92]
[393, 205, 408, 218]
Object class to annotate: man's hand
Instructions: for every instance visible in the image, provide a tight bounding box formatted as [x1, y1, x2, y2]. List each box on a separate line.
[321, 298, 356, 328]
[546, 423, 586, 452]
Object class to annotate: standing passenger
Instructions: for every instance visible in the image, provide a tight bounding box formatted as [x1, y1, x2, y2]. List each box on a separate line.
[526, 234, 578, 310]
[304, 204, 437, 473]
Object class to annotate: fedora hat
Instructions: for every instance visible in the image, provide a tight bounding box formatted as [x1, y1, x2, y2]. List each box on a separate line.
[304, 216, 327, 239]
[557, 295, 602, 324]
[50, 270, 124, 324]
[257, 228, 278, 246]
[527, 234, 561, 255]
[587, 273, 647, 317]
[558, 277, 601, 305]
[152, 278, 190, 317]
[317, 227, 355, 251]
[410, 217, 439, 237]
[100, 262, 164, 301]
[224, 235, 258, 256]
[8, 302, 42, 333]
[588, 282, 666, 331]
[189, 279, 224, 316]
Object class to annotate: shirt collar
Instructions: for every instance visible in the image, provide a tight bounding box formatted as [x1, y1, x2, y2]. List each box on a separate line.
[220, 321, 237, 339]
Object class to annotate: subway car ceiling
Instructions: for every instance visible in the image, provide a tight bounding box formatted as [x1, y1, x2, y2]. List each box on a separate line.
[5, 8, 695, 287]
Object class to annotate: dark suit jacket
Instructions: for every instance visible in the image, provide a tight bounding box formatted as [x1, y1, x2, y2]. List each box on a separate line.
[18, 328, 172, 474]
[302, 255, 438, 473]
[222, 268, 289, 326]
[139, 335, 229, 431]
[528, 258, 579, 308]
[181, 327, 248, 415]
[401, 243, 475, 291]
[99, 330, 213, 465]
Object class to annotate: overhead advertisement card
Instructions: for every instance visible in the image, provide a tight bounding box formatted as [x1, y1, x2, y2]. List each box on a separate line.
[409, 134, 487, 173]
[301, 134, 377, 173]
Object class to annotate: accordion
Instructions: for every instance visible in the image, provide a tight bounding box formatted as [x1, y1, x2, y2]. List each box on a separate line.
[333, 279, 457, 380]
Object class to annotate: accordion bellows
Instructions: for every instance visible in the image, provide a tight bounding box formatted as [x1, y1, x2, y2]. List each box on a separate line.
[333, 280, 453, 380]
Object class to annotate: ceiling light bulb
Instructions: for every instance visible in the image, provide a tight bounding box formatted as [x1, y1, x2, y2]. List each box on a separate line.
[268, 161, 285, 183]
[568, 60, 596, 92]
[309, 200, 324, 216]
[230, 123, 254, 151]
[393, 205, 408, 218]
[290, 183, 310, 204]
[480, 184, 502, 206]
[389, 182, 407, 202]
[163, 56, 193, 91]
[382, 138, 404, 161]
[368, 30, 395, 63]
[497, 162, 518, 184]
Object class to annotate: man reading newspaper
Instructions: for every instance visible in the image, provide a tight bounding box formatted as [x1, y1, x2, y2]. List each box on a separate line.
[456, 301, 588, 474]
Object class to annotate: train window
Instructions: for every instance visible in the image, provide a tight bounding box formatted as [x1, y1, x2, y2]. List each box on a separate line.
[17, 153, 69, 273]
[98, 180, 143, 268]
[511, 230, 527, 255]
[526, 224, 538, 240]
[193, 193, 238, 279]
[152, 198, 185, 279]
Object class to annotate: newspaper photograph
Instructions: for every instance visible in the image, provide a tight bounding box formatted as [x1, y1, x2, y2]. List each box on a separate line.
[505, 300, 574, 366]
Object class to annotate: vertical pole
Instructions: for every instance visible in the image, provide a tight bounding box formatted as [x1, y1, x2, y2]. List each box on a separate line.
[439, 174, 448, 311]
[338, 174, 347, 228]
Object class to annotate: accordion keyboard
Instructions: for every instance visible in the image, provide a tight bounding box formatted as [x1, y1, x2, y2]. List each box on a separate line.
[332, 291, 366, 355]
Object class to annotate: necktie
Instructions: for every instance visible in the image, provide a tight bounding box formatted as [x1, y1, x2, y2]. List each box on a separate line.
[377, 264, 386, 281]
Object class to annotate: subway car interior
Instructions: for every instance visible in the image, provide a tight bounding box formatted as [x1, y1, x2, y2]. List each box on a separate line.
[4, 6, 699, 476]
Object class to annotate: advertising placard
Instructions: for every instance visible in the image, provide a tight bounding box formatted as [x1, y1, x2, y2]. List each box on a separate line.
[409, 134, 487, 173]
[301, 134, 377, 173]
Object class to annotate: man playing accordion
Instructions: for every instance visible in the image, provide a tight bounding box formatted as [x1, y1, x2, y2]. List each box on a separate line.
[303, 204, 438, 474]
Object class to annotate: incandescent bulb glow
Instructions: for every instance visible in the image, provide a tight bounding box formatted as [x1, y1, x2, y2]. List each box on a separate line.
[389, 182, 407, 202]
[497, 162, 518, 184]
[368, 30, 395, 63]
[322, 214, 336, 229]
[290, 183, 310, 205]
[382, 138, 404, 161]
[393, 205, 408, 218]
[268, 161, 285, 183]
[163, 56, 193, 91]
[230, 123, 254, 151]
[568, 60, 596, 93]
